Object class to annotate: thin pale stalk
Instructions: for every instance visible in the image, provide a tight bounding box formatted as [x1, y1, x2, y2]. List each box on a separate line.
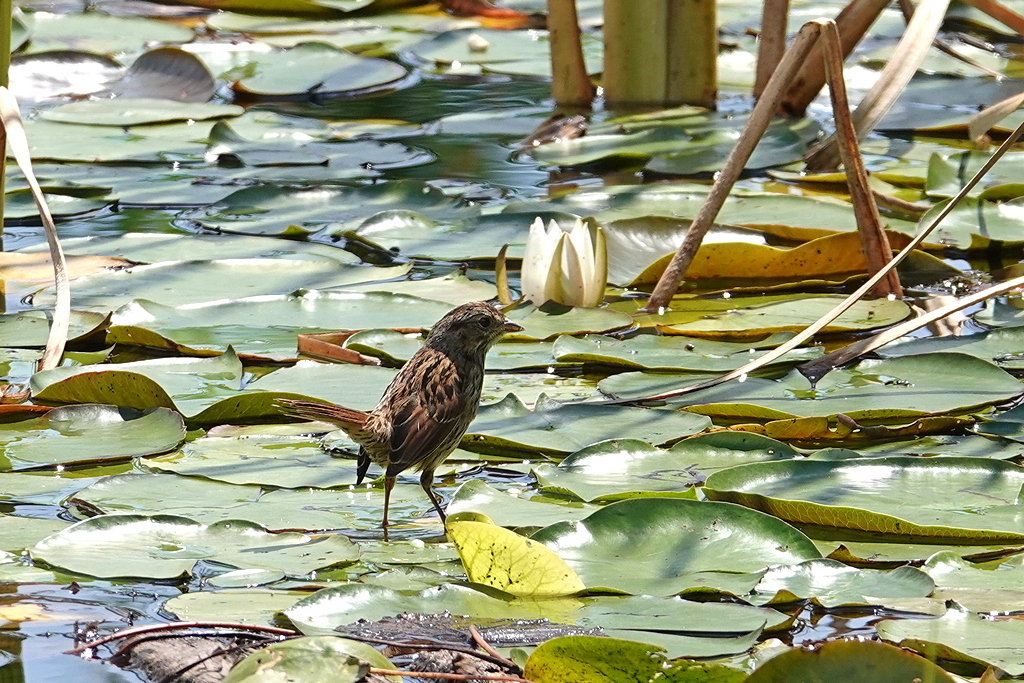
[548, 0, 594, 107]
[805, 0, 950, 171]
[820, 21, 902, 297]
[623, 115, 1024, 403]
[797, 273, 1024, 384]
[0, 87, 69, 371]
[645, 21, 822, 312]
[0, 0, 10, 246]
[753, 0, 789, 98]
[781, 0, 889, 115]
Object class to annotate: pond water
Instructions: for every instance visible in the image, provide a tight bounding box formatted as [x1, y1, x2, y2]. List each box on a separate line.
[5, 0, 1024, 681]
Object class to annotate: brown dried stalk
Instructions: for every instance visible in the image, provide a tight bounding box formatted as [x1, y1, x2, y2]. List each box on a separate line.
[820, 21, 902, 297]
[645, 21, 823, 312]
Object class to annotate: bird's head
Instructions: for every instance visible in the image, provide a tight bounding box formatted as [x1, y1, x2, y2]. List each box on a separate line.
[425, 301, 524, 355]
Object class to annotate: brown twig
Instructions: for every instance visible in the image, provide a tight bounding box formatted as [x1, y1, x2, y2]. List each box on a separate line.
[645, 21, 823, 311]
[805, 0, 951, 171]
[781, 0, 890, 115]
[754, 0, 790, 98]
[65, 621, 298, 655]
[961, 0, 1024, 36]
[617, 113, 1024, 403]
[469, 625, 518, 669]
[820, 20, 903, 297]
[872, 190, 928, 220]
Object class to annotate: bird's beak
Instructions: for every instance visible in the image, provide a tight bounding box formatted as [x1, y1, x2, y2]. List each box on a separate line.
[501, 319, 525, 333]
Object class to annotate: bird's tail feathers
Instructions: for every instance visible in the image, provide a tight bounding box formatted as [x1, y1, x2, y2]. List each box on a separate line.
[276, 398, 370, 429]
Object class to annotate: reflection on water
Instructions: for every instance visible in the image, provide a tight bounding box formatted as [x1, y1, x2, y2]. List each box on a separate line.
[0, 583, 174, 683]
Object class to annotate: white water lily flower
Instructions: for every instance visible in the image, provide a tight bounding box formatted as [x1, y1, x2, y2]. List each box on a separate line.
[521, 217, 607, 307]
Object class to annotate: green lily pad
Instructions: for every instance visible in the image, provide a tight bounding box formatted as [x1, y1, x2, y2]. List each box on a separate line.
[31, 514, 358, 579]
[21, 119, 210, 163]
[504, 184, 918, 240]
[285, 582, 769, 657]
[41, 98, 243, 127]
[751, 558, 934, 607]
[0, 516, 70, 552]
[344, 329, 560, 371]
[447, 480, 599, 527]
[879, 324, 1024, 369]
[525, 636, 747, 683]
[108, 47, 215, 102]
[343, 272, 496, 306]
[24, 12, 195, 54]
[0, 405, 185, 471]
[18, 232, 359, 265]
[222, 636, 395, 683]
[0, 472, 90, 506]
[164, 588, 310, 625]
[531, 497, 820, 595]
[533, 439, 699, 502]
[205, 120, 431, 180]
[150, 433, 358, 488]
[705, 456, 1024, 541]
[0, 310, 108, 348]
[409, 29, 555, 65]
[552, 333, 821, 372]
[602, 354, 1024, 422]
[30, 259, 410, 310]
[345, 210, 567, 261]
[878, 603, 1024, 676]
[184, 181, 475, 236]
[654, 295, 912, 338]
[233, 42, 407, 97]
[31, 347, 243, 415]
[466, 394, 711, 456]
[534, 433, 797, 502]
[70, 472, 437, 534]
[532, 115, 819, 175]
[745, 640, 956, 683]
[915, 196, 1024, 250]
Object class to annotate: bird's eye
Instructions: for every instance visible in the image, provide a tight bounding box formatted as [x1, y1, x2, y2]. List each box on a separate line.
[475, 316, 492, 329]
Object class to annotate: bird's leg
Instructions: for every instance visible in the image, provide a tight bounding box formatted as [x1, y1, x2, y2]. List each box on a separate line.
[382, 475, 397, 541]
[420, 469, 447, 522]
[355, 447, 371, 485]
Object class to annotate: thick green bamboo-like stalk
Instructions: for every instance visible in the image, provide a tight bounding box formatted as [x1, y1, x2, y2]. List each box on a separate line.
[603, 0, 668, 106]
[548, 0, 594, 107]
[604, 0, 717, 108]
[666, 0, 716, 108]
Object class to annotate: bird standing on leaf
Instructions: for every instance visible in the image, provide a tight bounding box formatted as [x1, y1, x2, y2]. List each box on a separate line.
[279, 302, 523, 535]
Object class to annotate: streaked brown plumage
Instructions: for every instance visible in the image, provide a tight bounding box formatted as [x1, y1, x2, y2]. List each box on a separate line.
[279, 302, 523, 533]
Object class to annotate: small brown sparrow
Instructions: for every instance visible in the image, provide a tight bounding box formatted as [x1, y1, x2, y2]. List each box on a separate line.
[279, 301, 523, 534]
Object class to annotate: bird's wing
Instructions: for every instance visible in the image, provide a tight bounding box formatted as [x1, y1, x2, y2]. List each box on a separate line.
[385, 354, 468, 475]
